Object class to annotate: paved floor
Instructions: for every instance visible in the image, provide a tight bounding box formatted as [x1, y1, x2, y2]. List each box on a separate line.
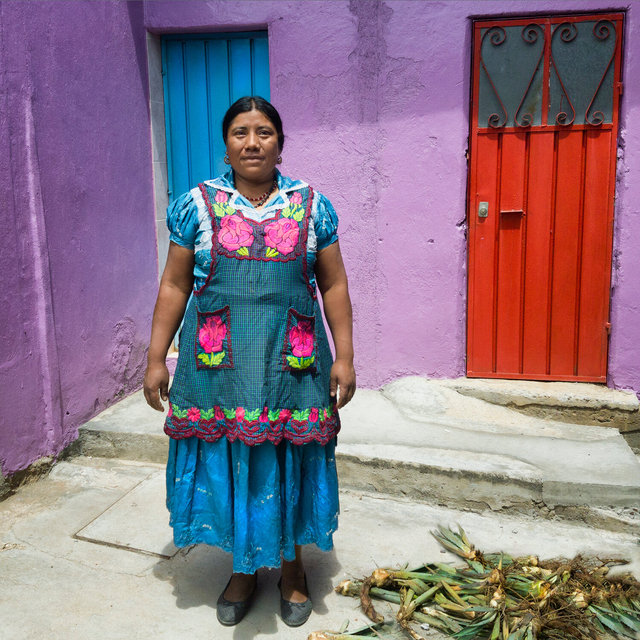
[1, 455, 638, 640]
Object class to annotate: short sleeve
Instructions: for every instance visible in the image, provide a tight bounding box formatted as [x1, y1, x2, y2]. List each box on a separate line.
[166, 191, 198, 249]
[314, 192, 339, 251]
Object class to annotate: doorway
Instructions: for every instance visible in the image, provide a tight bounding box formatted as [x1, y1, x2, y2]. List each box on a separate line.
[466, 14, 623, 381]
[162, 31, 270, 200]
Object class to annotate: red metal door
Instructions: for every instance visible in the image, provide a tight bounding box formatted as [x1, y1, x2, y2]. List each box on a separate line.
[467, 14, 623, 381]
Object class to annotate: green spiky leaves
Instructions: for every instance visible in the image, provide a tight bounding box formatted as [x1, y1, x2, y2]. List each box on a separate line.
[322, 526, 640, 640]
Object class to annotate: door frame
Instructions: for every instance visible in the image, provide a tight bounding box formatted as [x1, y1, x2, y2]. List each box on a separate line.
[465, 11, 625, 381]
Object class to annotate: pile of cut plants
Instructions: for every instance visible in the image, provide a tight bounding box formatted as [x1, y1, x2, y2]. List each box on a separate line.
[308, 526, 640, 640]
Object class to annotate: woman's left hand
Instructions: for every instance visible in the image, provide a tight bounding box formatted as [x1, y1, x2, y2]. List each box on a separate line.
[330, 358, 356, 409]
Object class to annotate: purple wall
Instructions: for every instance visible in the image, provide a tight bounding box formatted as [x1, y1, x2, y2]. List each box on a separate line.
[145, 0, 640, 390]
[0, 1, 158, 475]
[2, 0, 639, 475]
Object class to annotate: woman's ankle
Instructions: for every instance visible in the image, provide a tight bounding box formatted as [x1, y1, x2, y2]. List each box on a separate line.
[223, 572, 257, 601]
[281, 559, 304, 579]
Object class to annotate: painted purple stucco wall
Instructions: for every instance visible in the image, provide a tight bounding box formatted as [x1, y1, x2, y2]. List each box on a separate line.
[144, 0, 640, 388]
[0, 1, 158, 475]
[2, 0, 640, 475]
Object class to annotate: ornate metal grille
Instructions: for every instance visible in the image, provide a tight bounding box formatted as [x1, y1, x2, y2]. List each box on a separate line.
[478, 16, 620, 129]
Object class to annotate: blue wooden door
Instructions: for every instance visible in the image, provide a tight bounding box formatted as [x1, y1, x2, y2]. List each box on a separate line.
[162, 32, 270, 199]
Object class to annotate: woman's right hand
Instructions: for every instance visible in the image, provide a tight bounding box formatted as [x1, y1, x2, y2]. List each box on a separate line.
[144, 243, 194, 412]
[144, 361, 170, 411]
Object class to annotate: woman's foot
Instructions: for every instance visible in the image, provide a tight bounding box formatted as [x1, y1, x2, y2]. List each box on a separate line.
[216, 572, 257, 626]
[279, 557, 312, 626]
[223, 572, 257, 602]
[279, 567, 309, 603]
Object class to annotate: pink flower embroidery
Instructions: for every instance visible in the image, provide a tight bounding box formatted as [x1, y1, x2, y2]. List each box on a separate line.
[264, 218, 299, 255]
[214, 406, 225, 421]
[168, 405, 173, 418]
[279, 409, 292, 422]
[198, 315, 227, 353]
[289, 191, 303, 205]
[309, 407, 319, 422]
[219, 214, 254, 252]
[323, 408, 328, 420]
[236, 407, 245, 421]
[289, 320, 314, 357]
[259, 408, 269, 423]
[215, 190, 229, 203]
[187, 407, 201, 422]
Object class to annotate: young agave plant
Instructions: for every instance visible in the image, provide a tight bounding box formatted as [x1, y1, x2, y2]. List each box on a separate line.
[316, 526, 640, 640]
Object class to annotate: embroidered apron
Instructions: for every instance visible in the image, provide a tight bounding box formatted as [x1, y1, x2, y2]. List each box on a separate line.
[165, 184, 340, 446]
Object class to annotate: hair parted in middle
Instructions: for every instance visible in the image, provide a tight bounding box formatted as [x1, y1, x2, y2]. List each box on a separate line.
[222, 96, 285, 152]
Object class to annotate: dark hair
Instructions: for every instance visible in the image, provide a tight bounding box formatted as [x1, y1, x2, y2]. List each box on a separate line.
[222, 96, 285, 151]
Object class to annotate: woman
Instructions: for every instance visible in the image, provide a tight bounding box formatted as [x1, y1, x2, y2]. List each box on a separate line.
[143, 96, 355, 627]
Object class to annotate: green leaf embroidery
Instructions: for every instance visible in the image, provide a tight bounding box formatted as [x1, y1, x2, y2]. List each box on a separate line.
[213, 202, 234, 217]
[172, 405, 189, 419]
[268, 409, 280, 421]
[244, 408, 261, 421]
[282, 204, 304, 221]
[236, 246, 249, 256]
[292, 409, 311, 421]
[325, 405, 333, 417]
[200, 408, 215, 420]
[211, 351, 226, 366]
[223, 408, 236, 419]
[286, 355, 315, 369]
[265, 247, 280, 258]
[198, 353, 212, 366]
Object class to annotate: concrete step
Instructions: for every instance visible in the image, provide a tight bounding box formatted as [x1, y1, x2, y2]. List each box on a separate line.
[69, 377, 640, 534]
[438, 377, 640, 447]
[69, 389, 169, 464]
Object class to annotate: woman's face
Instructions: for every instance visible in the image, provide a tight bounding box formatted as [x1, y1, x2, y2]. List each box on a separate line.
[225, 109, 280, 185]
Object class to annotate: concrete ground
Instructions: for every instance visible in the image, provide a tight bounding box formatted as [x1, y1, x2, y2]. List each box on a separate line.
[1, 454, 639, 640]
[3, 376, 640, 639]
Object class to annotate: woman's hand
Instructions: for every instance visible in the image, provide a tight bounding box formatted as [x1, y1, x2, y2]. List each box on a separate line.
[315, 241, 356, 410]
[330, 358, 356, 409]
[144, 242, 194, 413]
[144, 361, 170, 411]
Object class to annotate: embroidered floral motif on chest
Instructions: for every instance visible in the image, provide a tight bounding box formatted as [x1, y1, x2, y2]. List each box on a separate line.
[206, 188, 308, 259]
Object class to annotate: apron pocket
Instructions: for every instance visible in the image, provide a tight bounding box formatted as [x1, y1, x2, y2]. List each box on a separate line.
[195, 305, 234, 370]
[282, 308, 317, 373]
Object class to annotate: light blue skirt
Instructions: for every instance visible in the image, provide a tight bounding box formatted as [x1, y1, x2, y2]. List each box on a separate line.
[165, 436, 340, 574]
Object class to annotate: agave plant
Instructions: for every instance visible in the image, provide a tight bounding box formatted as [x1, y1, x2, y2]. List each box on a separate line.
[309, 526, 640, 640]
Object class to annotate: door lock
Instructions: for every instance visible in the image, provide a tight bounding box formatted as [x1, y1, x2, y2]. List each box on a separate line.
[478, 202, 489, 218]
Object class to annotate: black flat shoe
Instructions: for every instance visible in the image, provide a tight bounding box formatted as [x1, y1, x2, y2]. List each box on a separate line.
[278, 574, 312, 627]
[216, 573, 257, 626]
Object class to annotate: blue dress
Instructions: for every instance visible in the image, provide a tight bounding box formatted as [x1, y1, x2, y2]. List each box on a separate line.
[164, 170, 341, 573]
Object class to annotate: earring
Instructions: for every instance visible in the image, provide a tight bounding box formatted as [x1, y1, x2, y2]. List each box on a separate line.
[224, 153, 231, 165]
[277, 156, 282, 164]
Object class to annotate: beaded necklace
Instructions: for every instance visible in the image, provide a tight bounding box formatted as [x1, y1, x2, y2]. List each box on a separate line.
[239, 177, 278, 208]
